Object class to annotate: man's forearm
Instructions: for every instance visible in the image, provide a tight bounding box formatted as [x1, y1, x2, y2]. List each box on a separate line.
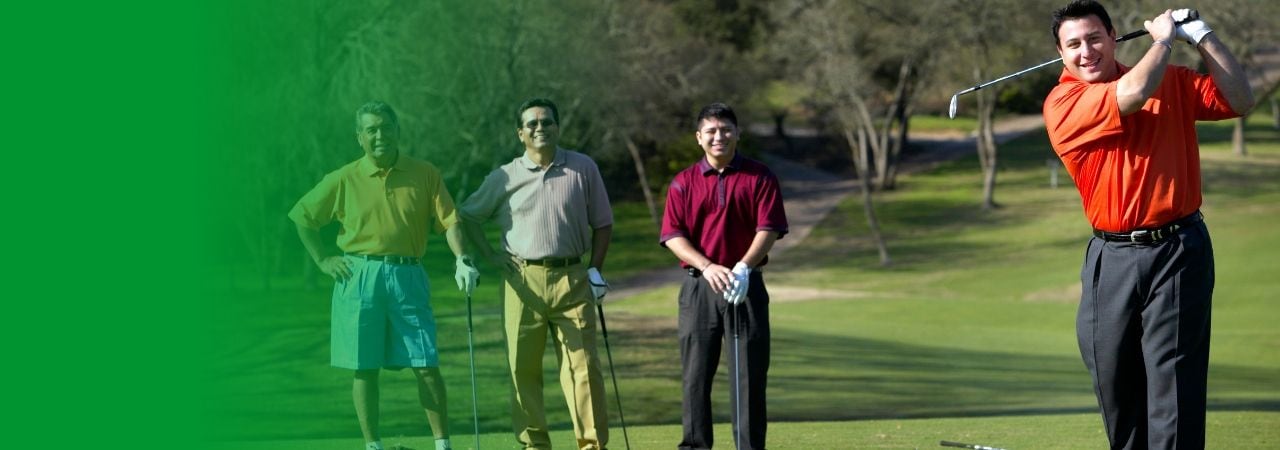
[1117, 42, 1171, 115]
[664, 237, 713, 271]
[295, 223, 333, 266]
[739, 231, 779, 268]
[590, 225, 612, 269]
[445, 224, 469, 259]
[1198, 33, 1255, 114]
[460, 220, 496, 259]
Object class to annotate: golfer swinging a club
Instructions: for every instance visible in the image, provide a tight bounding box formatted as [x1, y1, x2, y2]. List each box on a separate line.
[290, 101, 480, 450]
[1044, 2, 1253, 448]
[661, 103, 788, 450]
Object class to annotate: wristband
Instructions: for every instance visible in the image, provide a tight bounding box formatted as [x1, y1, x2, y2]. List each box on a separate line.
[1152, 39, 1172, 50]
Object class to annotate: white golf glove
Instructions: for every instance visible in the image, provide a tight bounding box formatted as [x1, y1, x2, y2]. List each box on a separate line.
[454, 256, 479, 295]
[587, 267, 609, 302]
[723, 262, 751, 305]
[1172, 9, 1211, 45]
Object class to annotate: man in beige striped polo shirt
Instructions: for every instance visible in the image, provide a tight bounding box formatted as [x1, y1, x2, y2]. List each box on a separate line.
[459, 98, 614, 450]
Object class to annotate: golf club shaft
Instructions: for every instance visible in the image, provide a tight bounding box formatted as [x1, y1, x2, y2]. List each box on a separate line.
[466, 294, 480, 450]
[732, 302, 743, 450]
[956, 27, 1167, 96]
[940, 441, 1006, 450]
[949, 10, 1198, 118]
[596, 302, 632, 450]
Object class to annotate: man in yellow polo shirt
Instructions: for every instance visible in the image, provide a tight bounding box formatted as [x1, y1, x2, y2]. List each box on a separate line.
[289, 101, 479, 450]
[460, 98, 614, 450]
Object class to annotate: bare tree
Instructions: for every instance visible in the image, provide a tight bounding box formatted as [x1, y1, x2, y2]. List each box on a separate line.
[936, 0, 1057, 210]
[590, 0, 758, 225]
[769, 0, 896, 265]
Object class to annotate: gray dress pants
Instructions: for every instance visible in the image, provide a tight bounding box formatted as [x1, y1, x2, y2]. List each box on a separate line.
[1078, 219, 1214, 450]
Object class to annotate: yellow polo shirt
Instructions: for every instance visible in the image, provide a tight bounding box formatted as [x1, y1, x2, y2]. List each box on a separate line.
[289, 155, 457, 257]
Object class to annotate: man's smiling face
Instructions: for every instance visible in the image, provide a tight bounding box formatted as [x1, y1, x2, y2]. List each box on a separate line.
[1056, 14, 1118, 83]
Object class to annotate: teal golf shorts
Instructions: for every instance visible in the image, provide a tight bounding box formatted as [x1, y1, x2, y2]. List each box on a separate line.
[330, 256, 439, 370]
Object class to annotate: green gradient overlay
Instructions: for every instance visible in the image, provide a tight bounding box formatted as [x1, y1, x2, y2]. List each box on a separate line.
[5, 2, 228, 449]
[204, 0, 638, 446]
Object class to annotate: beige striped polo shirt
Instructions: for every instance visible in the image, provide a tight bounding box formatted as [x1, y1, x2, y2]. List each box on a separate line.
[459, 148, 612, 260]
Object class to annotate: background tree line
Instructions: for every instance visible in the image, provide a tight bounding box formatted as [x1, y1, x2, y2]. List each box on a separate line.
[222, 0, 1279, 286]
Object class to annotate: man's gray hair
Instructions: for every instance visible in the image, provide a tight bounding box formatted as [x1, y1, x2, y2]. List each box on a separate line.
[355, 101, 399, 130]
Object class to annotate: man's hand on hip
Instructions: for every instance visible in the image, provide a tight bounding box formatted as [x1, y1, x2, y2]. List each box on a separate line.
[486, 252, 520, 277]
[587, 267, 609, 303]
[319, 255, 353, 281]
[724, 262, 751, 305]
[455, 256, 479, 295]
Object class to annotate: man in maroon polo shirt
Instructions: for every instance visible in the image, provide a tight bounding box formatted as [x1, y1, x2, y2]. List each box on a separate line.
[660, 102, 788, 450]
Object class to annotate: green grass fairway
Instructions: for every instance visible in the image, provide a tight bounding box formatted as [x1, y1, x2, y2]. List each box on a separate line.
[208, 111, 1280, 448]
[208, 412, 1280, 449]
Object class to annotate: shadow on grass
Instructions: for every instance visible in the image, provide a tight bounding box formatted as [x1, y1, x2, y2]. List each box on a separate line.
[206, 286, 518, 441]
[573, 317, 1280, 427]
[206, 286, 1280, 442]
[612, 322, 1280, 425]
[773, 194, 1028, 273]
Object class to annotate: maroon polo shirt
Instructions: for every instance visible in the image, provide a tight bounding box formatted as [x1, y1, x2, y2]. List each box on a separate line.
[660, 154, 788, 268]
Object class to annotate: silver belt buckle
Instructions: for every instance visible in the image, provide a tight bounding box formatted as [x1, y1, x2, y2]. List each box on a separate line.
[1130, 230, 1149, 242]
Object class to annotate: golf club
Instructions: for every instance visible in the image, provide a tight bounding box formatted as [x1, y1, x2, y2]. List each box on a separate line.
[465, 293, 480, 450]
[731, 301, 743, 450]
[940, 440, 1007, 450]
[948, 9, 1199, 119]
[596, 301, 632, 450]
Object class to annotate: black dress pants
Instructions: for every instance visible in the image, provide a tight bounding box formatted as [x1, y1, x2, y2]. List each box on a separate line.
[1078, 220, 1214, 450]
[678, 271, 770, 450]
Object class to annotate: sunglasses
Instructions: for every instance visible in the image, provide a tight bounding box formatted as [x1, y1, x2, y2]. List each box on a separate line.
[524, 119, 557, 130]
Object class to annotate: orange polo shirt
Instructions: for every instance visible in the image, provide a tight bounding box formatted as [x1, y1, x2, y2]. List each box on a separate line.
[1043, 63, 1239, 232]
[289, 154, 457, 257]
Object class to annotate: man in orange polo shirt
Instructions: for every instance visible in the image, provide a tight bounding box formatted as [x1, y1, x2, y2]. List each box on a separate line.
[1043, 2, 1253, 448]
[290, 101, 479, 450]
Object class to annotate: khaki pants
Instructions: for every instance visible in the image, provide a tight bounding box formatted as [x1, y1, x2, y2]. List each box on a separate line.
[503, 263, 608, 450]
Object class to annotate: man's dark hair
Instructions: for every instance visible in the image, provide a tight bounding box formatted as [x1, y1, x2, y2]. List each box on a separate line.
[695, 102, 738, 130]
[355, 101, 399, 131]
[515, 98, 560, 128]
[1051, 0, 1114, 47]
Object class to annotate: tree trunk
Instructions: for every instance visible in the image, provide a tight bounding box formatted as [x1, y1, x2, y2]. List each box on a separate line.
[1272, 95, 1278, 129]
[975, 87, 999, 210]
[1233, 116, 1247, 156]
[879, 59, 914, 190]
[884, 102, 911, 191]
[844, 128, 891, 266]
[773, 112, 795, 153]
[850, 95, 884, 191]
[623, 135, 661, 226]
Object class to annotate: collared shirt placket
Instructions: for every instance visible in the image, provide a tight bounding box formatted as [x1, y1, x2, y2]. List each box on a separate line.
[716, 172, 726, 211]
[381, 170, 392, 200]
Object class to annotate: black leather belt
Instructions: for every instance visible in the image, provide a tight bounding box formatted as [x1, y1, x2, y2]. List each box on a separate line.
[1093, 211, 1203, 244]
[686, 267, 763, 277]
[522, 257, 580, 268]
[347, 254, 421, 265]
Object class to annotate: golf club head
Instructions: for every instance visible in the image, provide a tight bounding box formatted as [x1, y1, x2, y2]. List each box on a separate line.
[948, 94, 959, 119]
